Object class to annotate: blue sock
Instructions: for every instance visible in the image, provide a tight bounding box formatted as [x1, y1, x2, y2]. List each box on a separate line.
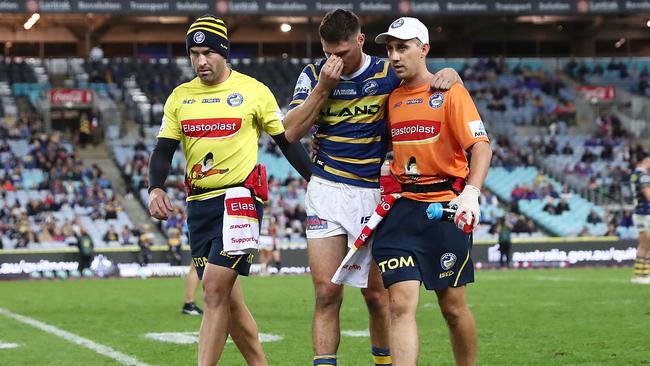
[372, 346, 392, 366]
[313, 354, 337, 365]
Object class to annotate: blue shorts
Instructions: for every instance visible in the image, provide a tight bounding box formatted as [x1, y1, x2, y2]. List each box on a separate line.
[372, 198, 474, 291]
[186, 194, 263, 280]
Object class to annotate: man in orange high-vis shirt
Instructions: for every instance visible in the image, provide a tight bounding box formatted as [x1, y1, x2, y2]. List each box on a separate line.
[373, 17, 492, 366]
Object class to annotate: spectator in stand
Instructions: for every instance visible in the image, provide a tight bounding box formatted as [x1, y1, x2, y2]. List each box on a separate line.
[543, 196, 556, 215]
[619, 210, 634, 228]
[89, 44, 104, 61]
[587, 209, 603, 224]
[605, 223, 617, 236]
[168, 227, 183, 266]
[120, 225, 133, 245]
[512, 215, 529, 233]
[103, 225, 120, 245]
[561, 142, 574, 155]
[555, 197, 570, 215]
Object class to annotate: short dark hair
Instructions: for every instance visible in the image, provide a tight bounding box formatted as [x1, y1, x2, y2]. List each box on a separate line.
[318, 9, 360, 43]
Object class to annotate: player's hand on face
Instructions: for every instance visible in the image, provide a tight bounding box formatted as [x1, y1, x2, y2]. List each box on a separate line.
[318, 55, 344, 91]
[148, 188, 174, 220]
[429, 67, 462, 90]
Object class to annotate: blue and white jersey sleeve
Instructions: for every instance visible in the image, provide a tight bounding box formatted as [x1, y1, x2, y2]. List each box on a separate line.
[288, 63, 319, 111]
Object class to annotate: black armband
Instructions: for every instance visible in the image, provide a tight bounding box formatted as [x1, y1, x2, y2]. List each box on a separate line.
[271, 132, 312, 181]
[148, 137, 180, 193]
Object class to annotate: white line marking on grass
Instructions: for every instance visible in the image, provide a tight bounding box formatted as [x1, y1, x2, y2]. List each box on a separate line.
[534, 276, 628, 284]
[144, 332, 283, 345]
[341, 329, 369, 337]
[0, 342, 20, 349]
[0, 308, 150, 366]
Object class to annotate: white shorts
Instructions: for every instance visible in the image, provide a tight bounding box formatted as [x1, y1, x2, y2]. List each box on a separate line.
[634, 214, 650, 233]
[305, 176, 380, 247]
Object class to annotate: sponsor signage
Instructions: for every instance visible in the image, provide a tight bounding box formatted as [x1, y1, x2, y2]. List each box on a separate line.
[48, 89, 93, 106]
[180, 117, 242, 138]
[577, 86, 616, 101]
[471, 239, 637, 266]
[0, 239, 635, 279]
[391, 119, 441, 143]
[0, 0, 641, 14]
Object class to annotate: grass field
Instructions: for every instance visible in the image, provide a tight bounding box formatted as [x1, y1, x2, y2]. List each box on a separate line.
[0, 267, 648, 366]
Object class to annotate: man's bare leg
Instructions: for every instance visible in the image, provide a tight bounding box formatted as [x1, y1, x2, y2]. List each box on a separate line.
[229, 277, 268, 366]
[387, 280, 420, 366]
[435, 287, 477, 366]
[361, 262, 391, 351]
[198, 263, 238, 366]
[184, 263, 200, 304]
[308, 235, 347, 356]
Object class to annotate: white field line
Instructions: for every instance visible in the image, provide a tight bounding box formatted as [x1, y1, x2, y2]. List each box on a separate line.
[144, 332, 284, 345]
[341, 329, 370, 337]
[0, 342, 20, 349]
[0, 308, 151, 366]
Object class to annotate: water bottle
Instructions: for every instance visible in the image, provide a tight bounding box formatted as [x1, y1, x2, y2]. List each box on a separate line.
[426, 202, 473, 233]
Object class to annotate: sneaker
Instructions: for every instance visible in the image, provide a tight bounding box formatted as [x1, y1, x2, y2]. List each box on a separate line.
[630, 276, 650, 284]
[181, 302, 204, 315]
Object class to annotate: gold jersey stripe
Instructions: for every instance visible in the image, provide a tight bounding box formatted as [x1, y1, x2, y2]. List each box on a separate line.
[327, 154, 381, 164]
[323, 165, 378, 183]
[308, 64, 318, 81]
[366, 61, 389, 80]
[315, 133, 381, 144]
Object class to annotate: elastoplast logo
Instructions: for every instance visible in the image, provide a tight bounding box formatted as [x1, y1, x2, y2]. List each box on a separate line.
[193, 31, 205, 44]
[429, 92, 444, 109]
[225, 197, 257, 219]
[227, 93, 244, 107]
[440, 253, 457, 270]
[390, 119, 441, 143]
[362, 80, 379, 96]
[181, 118, 242, 138]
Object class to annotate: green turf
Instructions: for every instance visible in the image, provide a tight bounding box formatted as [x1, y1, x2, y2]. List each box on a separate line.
[0, 268, 648, 365]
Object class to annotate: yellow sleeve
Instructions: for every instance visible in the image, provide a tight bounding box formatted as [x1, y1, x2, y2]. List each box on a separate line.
[157, 90, 182, 141]
[257, 84, 286, 136]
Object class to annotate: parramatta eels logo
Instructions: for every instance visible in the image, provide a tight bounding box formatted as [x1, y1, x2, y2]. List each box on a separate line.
[391, 18, 405, 28]
[440, 253, 457, 270]
[429, 92, 444, 109]
[227, 93, 244, 107]
[362, 80, 379, 96]
[193, 31, 205, 44]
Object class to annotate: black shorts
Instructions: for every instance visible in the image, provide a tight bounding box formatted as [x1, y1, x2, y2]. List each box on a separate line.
[372, 198, 474, 291]
[186, 194, 264, 280]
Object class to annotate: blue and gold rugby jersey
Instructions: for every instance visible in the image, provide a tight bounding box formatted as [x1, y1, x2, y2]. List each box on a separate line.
[289, 55, 401, 188]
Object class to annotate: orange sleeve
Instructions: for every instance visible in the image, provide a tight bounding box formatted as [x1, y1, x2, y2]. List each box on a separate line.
[446, 84, 489, 151]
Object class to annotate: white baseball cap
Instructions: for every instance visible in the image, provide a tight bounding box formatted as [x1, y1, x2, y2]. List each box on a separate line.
[375, 17, 429, 45]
